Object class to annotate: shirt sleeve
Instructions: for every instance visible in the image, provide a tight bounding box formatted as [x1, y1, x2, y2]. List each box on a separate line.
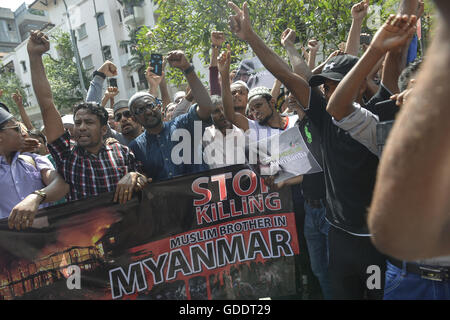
[332, 103, 380, 157]
[47, 131, 72, 176]
[209, 66, 222, 96]
[31, 153, 55, 172]
[86, 75, 105, 104]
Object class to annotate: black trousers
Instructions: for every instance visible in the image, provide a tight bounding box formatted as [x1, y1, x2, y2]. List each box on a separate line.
[328, 225, 387, 300]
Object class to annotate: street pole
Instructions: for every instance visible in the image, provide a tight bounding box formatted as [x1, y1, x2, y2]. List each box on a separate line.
[62, 0, 87, 99]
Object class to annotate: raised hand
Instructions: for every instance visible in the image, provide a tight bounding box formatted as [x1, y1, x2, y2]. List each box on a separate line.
[27, 30, 50, 56]
[308, 39, 319, 53]
[228, 1, 254, 41]
[12, 90, 23, 106]
[370, 14, 417, 54]
[145, 65, 164, 87]
[217, 44, 231, 75]
[281, 28, 296, 47]
[104, 86, 119, 99]
[211, 31, 225, 47]
[351, 0, 370, 21]
[98, 60, 118, 77]
[167, 50, 191, 71]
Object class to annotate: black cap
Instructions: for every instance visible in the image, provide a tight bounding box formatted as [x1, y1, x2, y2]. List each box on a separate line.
[309, 54, 359, 87]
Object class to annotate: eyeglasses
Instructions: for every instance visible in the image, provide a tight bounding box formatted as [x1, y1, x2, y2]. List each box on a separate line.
[114, 110, 133, 122]
[132, 102, 160, 116]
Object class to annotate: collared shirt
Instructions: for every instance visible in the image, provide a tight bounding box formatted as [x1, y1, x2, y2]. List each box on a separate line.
[0, 152, 54, 219]
[129, 105, 212, 181]
[48, 131, 138, 202]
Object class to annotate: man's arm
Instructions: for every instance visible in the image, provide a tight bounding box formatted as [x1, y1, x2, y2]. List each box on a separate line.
[8, 168, 69, 231]
[281, 28, 312, 81]
[345, 0, 369, 56]
[307, 39, 319, 70]
[101, 87, 119, 107]
[12, 90, 34, 130]
[86, 60, 117, 103]
[167, 51, 212, 121]
[210, 31, 225, 96]
[382, 0, 422, 93]
[218, 45, 249, 131]
[228, 2, 310, 109]
[327, 14, 417, 121]
[368, 5, 450, 260]
[28, 31, 64, 143]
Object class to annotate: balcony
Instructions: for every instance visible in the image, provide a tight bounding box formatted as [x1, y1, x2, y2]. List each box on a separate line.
[123, 6, 145, 26]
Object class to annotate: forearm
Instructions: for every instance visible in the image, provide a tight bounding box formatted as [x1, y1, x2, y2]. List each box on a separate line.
[246, 32, 310, 107]
[185, 70, 212, 119]
[40, 170, 69, 203]
[101, 94, 110, 107]
[284, 43, 312, 80]
[17, 103, 34, 130]
[345, 18, 364, 56]
[271, 79, 281, 99]
[220, 70, 235, 123]
[327, 47, 384, 120]
[308, 50, 317, 70]
[29, 53, 64, 141]
[159, 78, 171, 109]
[86, 75, 105, 103]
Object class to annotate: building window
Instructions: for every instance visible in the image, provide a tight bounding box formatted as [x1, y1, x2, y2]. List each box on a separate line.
[102, 46, 112, 61]
[77, 24, 87, 40]
[20, 61, 27, 73]
[96, 12, 106, 29]
[117, 10, 122, 23]
[82, 55, 94, 70]
[7, 23, 13, 31]
[130, 75, 135, 88]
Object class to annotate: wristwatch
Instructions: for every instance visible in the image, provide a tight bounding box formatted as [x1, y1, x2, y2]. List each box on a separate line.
[32, 189, 47, 204]
[93, 70, 106, 79]
[183, 65, 195, 75]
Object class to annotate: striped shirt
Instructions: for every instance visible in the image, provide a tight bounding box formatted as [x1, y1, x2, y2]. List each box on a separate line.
[48, 131, 138, 202]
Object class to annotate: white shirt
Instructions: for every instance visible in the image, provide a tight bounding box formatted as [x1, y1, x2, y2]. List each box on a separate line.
[203, 125, 246, 168]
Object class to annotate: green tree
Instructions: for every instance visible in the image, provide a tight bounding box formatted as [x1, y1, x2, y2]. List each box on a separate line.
[42, 30, 89, 111]
[0, 70, 28, 117]
[128, 0, 434, 85]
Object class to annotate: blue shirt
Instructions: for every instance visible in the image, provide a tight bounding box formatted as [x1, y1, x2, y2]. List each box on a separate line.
[129, 105, 212, 181]
[0, 152, 54, 219]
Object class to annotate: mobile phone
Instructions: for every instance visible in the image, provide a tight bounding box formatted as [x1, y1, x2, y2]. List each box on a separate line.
[150, 53, 163, 76]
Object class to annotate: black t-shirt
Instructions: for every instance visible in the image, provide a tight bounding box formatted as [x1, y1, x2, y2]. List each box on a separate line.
[296, 117, 326, 200]
[365, 84, 399, 122]
[304, 86, 390, 234]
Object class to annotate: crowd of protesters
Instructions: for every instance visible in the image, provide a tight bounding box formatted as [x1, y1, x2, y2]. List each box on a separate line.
[1, 0, 449, 300]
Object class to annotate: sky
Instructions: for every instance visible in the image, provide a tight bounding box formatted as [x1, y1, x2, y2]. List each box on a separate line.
[0, 0, 36, 11]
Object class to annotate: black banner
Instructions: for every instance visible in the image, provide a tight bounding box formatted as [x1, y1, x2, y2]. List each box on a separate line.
[0, 165, 300, 300]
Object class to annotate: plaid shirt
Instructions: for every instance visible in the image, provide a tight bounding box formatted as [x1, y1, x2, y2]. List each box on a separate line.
[48, 131, 138, 202]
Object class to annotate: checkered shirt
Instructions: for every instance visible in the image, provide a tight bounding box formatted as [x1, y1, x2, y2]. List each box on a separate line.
[48, 131, 138, 202]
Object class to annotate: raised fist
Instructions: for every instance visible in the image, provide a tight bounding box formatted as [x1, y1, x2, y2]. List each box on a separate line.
[167, 50, 191, 71]
[27, 30, 50, 56]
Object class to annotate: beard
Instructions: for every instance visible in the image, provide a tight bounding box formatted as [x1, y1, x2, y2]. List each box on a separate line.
[258, 109, 274, 126]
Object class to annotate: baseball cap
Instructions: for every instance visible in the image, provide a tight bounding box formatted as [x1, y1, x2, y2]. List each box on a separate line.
[173, 91, 186, 103]
[309, 54, 359, 87]
[0, 107, 14, 126]
[231, 80, 249, 92]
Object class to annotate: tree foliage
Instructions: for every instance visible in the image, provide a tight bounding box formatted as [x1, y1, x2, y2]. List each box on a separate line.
[0, 71, 28, 117]
[42, 30, 89, 111]
[127, 0, 434, 85]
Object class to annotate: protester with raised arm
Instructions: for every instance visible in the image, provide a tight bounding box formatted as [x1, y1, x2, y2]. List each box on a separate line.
[128, 50, 213, 181]
[27, 30, 147, 204]
[345, 0, 369, 56]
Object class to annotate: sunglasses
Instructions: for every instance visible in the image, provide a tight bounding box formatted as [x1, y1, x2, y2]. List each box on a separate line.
[132, 102, 161, 116]
[114, 110, 132, 122]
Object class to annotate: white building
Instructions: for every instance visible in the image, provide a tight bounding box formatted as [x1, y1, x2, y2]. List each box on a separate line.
[1, 0, 208, 126]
